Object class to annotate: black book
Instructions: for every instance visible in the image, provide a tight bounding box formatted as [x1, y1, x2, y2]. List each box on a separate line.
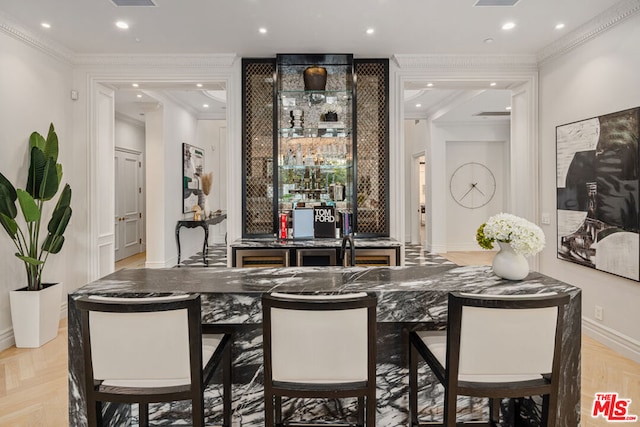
[313, 206, 336, 238]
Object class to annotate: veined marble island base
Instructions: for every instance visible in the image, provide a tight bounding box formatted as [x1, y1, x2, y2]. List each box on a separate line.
[68, 264, 581, 426]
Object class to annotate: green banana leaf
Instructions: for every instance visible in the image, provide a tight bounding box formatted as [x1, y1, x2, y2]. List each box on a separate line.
[16, 254, 44, 266]
[17, 189, 40, 222]
[0, 212, 18, 238]
[26, 146, 59, 201]
[0, 182, 17, 219]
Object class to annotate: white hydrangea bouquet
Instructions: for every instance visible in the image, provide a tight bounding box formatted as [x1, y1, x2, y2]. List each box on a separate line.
[476, 213, 545, 256]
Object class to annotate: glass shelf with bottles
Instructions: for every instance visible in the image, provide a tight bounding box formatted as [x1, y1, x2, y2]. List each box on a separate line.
[278, 137, 352, 209]
[279, 91, 352, 137]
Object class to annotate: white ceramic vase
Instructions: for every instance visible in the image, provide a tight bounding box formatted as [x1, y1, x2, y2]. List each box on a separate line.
[9, 282, 63, 348]
[492, 242, 529, 280]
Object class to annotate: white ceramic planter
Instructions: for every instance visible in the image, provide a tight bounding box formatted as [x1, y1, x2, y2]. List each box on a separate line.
[9, 282, 63, 348]
[492, 242, 529, 280]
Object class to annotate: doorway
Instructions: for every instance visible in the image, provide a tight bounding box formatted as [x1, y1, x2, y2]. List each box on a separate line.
[114, 148, 144, 262]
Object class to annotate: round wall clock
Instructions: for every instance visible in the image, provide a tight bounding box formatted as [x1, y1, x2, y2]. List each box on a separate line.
[449, 162, 496, 209]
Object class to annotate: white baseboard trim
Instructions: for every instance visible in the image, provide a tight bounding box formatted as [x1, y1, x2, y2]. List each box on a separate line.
[0, 326, 14, 351]
[583, 317, 640, 364]
[145, 260, 169, 268]
[0, 302, 68, 352]
[425, 243, 447, 253]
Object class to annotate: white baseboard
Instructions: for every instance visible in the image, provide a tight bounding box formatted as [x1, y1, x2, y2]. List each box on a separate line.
[0, 326, 14, 351]
[145, 260, 170, 268]
[426, 243, 447, 253]
[0, 302, 68, 352]
[583, 317, 640, 364]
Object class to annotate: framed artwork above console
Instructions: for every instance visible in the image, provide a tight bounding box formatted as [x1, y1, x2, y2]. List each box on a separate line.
[182, 142, 205, 214]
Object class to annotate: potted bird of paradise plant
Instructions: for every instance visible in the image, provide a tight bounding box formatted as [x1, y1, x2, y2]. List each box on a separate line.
[0, 123, 72, 347]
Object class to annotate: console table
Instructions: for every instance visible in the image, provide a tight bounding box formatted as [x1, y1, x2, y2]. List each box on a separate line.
[67, 265, 581, 426]
[175, 211, 226, 265]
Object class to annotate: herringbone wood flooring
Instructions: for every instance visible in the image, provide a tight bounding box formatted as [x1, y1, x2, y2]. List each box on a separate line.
[1, 252, 639, 426]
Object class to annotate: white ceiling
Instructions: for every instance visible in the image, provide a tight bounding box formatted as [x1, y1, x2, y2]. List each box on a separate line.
[0, 0, 621, 56]
[0, 0, 623, 123]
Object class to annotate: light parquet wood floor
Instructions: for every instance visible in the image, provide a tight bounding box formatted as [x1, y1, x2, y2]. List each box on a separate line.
[1, 252, 639, 426]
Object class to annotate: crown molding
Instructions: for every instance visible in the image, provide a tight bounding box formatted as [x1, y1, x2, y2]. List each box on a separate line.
[0, 11, 74, 64]
[73, 53, 238, 68]
[537, 0, 640, 65]
[393, 54, 538, 72]
[115, 111, 145, 127]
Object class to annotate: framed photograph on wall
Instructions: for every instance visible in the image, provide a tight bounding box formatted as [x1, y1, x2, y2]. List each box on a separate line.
[183, 143, 205, 214]
[556, 106, 640, 281]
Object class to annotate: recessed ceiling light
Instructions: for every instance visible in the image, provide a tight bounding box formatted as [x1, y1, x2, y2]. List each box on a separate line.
[502, 22, 516, 30]
[427, 83, 434, 87]
[366, 28, 375, 35]
[132, 83, 139, 88]
[259, 27, 267, 34]
[41, 22, 51, 29]
[555, 23, 565, 30]
[196, 83, 203, 88]
[416, 103, 422, 108]
[115, 21, 129, 30]
[203, 104, 209, 108]
[483, 37, 494, 44]
[490, 82, 497, 87]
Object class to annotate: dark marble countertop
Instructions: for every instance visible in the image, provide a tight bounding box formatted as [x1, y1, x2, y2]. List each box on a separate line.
[71, 264, 581, 324]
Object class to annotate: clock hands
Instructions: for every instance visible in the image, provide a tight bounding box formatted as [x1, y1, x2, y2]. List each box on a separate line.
[460, 182, 485, 201]
[472, 183, 485, 196]
[459, 185, 475, 201]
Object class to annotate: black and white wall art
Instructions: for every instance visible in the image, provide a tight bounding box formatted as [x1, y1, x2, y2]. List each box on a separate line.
[183, 143, 205, 214]
[557, 107, 640, 281]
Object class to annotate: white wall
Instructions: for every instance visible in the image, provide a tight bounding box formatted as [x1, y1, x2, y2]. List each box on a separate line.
[0, 31, 74, 349]
[115, 115, 145, 153]
[143, 94, 202, 267]
[539, 13, 640, 362]
[406, 118, 510, 251]
[195, 120, 227, 244]
[144, 108, 165, 267]
[404, 120, 428, 243]
[436, 123, 509, 251]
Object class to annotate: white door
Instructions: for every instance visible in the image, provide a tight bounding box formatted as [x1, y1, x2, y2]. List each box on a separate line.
[114, 149, 143, 261]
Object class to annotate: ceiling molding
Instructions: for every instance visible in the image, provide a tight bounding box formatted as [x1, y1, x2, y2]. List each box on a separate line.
[537, 0, 640, 65]
[115, 111, 145, 127]
[73, 53, 238, 68]
[393, 54, 538, 72]
[0, 11, 74, 64]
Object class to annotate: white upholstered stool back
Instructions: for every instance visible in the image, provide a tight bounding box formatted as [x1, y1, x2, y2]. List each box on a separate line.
[86, 295, 194, 385]
[268, 292, 370, 383]
[456, 292, 560, 381]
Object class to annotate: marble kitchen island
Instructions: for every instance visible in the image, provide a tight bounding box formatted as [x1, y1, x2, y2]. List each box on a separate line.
[68, 264, 581, 426]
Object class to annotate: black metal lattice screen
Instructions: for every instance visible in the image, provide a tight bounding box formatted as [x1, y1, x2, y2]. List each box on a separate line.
[242, 60, 275, 236]
[355, 60, 389, 236]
